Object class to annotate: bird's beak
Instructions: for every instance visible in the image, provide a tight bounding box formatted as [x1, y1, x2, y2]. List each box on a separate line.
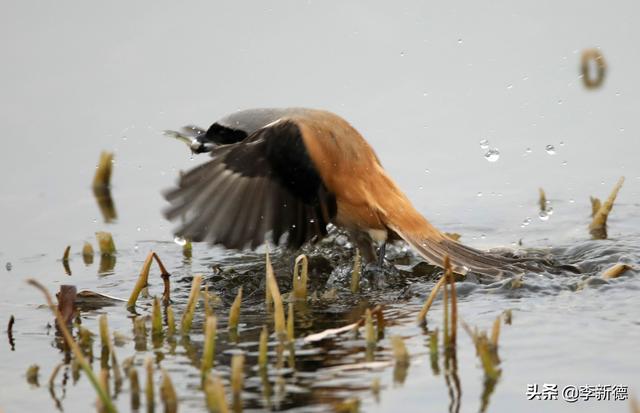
[163, 130, 215, 154]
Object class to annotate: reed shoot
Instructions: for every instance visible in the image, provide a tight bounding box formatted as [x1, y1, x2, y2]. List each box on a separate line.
[417, 275, 447, 324]
[538, 188, 547, 211]
[166, 305, 176, 337]
[391, 335, 410, 367]
[602, 263, 632, 279]
[26, 364, 39, 386]
[151, 296, 163, 337]
[201, 316, 218, 378]
[95, 232, 116, 255]
[82, 241, 94, 265]
[181, 275, 202, 335]
[590, 177, 625, 239]
[93, 151, 114, 189]
[292, 254, 309, 300]
[127, 252, 172, 309]
[265, 252, 285, 337]
[228, 287, 243, 333]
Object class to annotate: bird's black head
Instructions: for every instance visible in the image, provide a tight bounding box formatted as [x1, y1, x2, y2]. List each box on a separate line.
[203, 122, 248, 145]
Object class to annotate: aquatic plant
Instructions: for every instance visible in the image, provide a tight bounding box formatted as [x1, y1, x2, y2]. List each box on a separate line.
[589, 177, 624, 239]
[180, 275, 203, 335]
[127, 252, 172, 310]
[292, 254, 309, 300]
[265, 251, 285, 337]
[27, 279, 116, 412]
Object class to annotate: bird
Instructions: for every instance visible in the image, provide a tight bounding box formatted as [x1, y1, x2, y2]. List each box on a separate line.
[163, 108, 525, 277]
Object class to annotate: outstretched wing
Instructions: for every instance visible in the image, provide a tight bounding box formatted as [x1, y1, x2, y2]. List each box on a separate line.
[164, 119, 337, 249]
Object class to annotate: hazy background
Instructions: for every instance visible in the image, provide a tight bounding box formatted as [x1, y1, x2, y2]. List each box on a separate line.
[1, 2, 639, 413]
[2, 1, 639, 259]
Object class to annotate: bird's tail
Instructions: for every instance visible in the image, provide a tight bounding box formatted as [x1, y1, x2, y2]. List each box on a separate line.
[384, 203, 524, 277]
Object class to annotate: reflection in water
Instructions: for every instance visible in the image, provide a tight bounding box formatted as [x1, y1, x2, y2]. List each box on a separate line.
[443, 344, 461, 413]
[62, 260, 72, 276]
[480, 374, 500, 413]
[93, 186, 117, 224]
[98, 254, 116, 274]
[259, 367, 273, 409]
[7, 314, 16, 351]
[25, 233, 640, 412]
[47, 363, 65, 412]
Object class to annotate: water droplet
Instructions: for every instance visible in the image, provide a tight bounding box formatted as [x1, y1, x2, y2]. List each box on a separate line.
[546, 206, 554, 216]
[479, 139, 489, 149]
[309, 219, 315, 223]
[562, 160, 568, 166]
[457, 38, 463, 44]
[122, 136, 128, 141]
[5, 262, 12, 271]
[507, 84, 513, 90]
[538, 211, 549, 221]
[569, 199, 575, 204]
[559, 141, 565, 146]
[424, 169, 430, 174]
[615, 91, 621, 97]
[477, 192, 483, 197]
[525, 147, 532, 154]
[484, 148, 500, 162]
[291, 224, 296, 228]
[134, 244, 139, 251]
[557, 99, 563, 105]
[136, 226, 141, 232]
[418, 186, 424, 190]
[93, 218, 97, 223]
[399, 51, 405, 57]
[545, 145, 556, 155]
[480, 234, 486, 239]
[520, 217, 532, 228]
[174, 236, 187, 246]
[422, 91, 429, 97]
